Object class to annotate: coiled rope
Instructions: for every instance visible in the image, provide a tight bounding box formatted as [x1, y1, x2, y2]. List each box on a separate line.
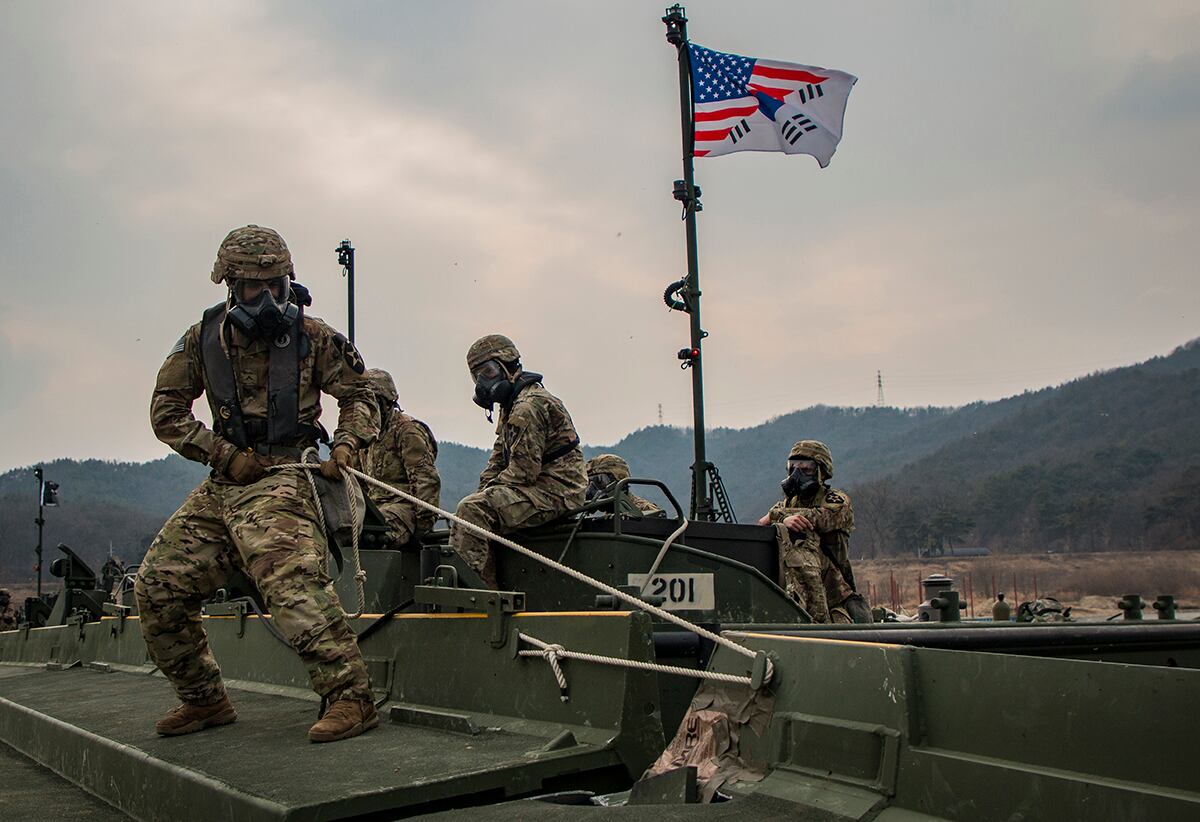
[274, 459, 772, 690]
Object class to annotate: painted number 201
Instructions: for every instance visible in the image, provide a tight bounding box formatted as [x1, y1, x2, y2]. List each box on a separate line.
[649, 576, 696, 603]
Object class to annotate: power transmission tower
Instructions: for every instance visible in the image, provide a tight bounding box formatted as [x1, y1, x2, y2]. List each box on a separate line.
[876, 370, 885, 406]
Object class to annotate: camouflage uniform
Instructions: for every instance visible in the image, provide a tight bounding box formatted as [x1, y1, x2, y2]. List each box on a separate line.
[452, 335, 587, 580]
[0, 589, 17, 630]
[101, 557, 125, 600]
[135, 225, 379, 708]
[765, 441, 857, 624]
[586, 453, 664, 516]
[360, 369, 441, 546]
[767, 487, 855, 622]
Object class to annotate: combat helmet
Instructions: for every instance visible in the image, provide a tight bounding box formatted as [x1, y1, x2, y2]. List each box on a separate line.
[364, 368, 399, 405]
[586, 454, 632, 482]
[466, 334, 520, 372]
[788, 440, 833, 480]
[210, 225, 295, 284]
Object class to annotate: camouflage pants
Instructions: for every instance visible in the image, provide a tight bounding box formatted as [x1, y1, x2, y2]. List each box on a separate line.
[451, 485, 566, 575]
[134, 469, 371, 706]
[776, 525, 854, 624]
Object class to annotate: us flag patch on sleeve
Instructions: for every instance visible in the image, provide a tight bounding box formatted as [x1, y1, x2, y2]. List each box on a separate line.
[167, 336, 186, 357]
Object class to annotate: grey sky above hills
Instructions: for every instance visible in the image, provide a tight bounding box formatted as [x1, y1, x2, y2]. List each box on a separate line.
[2, 338, 1196, 578]
[1, 2, 1198, 473]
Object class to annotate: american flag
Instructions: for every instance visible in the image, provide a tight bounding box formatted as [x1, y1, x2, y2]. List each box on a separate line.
[689, 43, 857, 166]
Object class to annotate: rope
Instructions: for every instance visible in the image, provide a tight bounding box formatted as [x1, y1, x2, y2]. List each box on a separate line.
[518, 632, 757, 700]
[637, 518, 689, 597]
[269, 461, 772, 688]
[275, 450, 367, 619]
[519, 633, 570, 701]
[345, 467, 772, 685]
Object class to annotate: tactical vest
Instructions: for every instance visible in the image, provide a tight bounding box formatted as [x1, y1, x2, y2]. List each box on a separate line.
[199, 303, 319, 450]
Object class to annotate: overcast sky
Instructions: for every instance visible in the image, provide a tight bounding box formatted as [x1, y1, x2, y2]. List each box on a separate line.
[1, 1, 1197, 471]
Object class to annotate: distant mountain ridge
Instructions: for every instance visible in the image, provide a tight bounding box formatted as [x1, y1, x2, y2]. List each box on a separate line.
[2, 339, 1197, 580]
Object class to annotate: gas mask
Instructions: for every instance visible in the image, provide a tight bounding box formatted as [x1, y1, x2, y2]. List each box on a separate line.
[472, 359, 515, 411]
[227, 277, 298, 340]
[781, 459, 820, 500]
[586, 472, 617, 501]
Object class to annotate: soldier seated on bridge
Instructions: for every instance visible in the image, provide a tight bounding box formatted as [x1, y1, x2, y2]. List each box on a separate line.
[585, 454, 664, 516]
[451, 335, 587, 588]
[359, 368, 441, 548]
[757, 440, 871, 624]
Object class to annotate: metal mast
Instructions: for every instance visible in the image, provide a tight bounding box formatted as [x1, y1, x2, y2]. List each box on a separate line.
[34, 467, 44, 598]
[336, 239, 356, 343]
[663, 5, 713, 521]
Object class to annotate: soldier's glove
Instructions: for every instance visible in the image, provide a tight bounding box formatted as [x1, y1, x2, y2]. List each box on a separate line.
[227, 450, 267, 485]
[320, 443, 355, 481]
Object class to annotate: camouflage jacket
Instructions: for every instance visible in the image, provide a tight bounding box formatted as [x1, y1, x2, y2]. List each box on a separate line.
[767, 484, 856, 590]
[628, 494, 664, 516]
[361, 409, 441, 541]
[0, 604, 17, 630]
[588, 492, 664, 520]
[478, 383, 587, 505]
[151, 312, 379, 477]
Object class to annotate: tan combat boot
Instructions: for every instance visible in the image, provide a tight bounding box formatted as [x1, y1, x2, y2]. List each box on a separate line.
[308, 698, 379, 743]
[155, 694, 237, 736]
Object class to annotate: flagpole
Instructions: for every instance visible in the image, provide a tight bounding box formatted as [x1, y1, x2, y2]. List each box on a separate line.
[663, 5, 712, 522]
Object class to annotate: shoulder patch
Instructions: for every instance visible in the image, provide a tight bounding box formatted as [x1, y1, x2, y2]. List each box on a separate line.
[825, 491, 845, 504]
[332, 332, 366, 375]
[167, 336, 186, 357]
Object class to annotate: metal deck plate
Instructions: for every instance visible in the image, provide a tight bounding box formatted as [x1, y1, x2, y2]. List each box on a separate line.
[1, 740, 130, 822]
[0, 667, 624, 822]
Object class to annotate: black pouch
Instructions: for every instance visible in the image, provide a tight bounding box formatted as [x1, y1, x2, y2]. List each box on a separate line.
[310, 474, 366, 574]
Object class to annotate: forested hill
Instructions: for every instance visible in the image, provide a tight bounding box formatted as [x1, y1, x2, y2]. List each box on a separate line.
[1, 339, 1197, 581]
[849, 340, 1200, 556]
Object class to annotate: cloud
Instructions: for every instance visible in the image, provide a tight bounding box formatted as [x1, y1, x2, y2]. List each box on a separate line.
[1103, 51, 1200, 125]
[0, 1, 1198, 470]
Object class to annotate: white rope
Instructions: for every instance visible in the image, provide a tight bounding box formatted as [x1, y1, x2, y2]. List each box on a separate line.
[345, 467, 772, 685]
[518, 632, 756, 698]
[275, 451, 367, 619]
[269, 461, 772, 687]
[519, 633, 570, 700]
[637, 518, 689, 597]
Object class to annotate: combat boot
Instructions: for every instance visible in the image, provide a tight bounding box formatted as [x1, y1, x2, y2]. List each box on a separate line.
[155, 694, 237, 736]
[308, 698, 379, 743]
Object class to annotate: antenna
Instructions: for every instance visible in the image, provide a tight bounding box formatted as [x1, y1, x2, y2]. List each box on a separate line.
[658, 403, 664, 425]
[876, 370, 885, 406]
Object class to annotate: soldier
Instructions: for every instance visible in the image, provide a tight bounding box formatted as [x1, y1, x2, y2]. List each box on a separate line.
[135, 225, 381, 743]
[992, 592, 1011, 622]
[451, 334, 587, 588]
[360, 368, 441, 547]
[757, 440, 870, 623]
[101, 555, 125, 600]
[585, 454, 664, 516]
[0, 588, 18, 630]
